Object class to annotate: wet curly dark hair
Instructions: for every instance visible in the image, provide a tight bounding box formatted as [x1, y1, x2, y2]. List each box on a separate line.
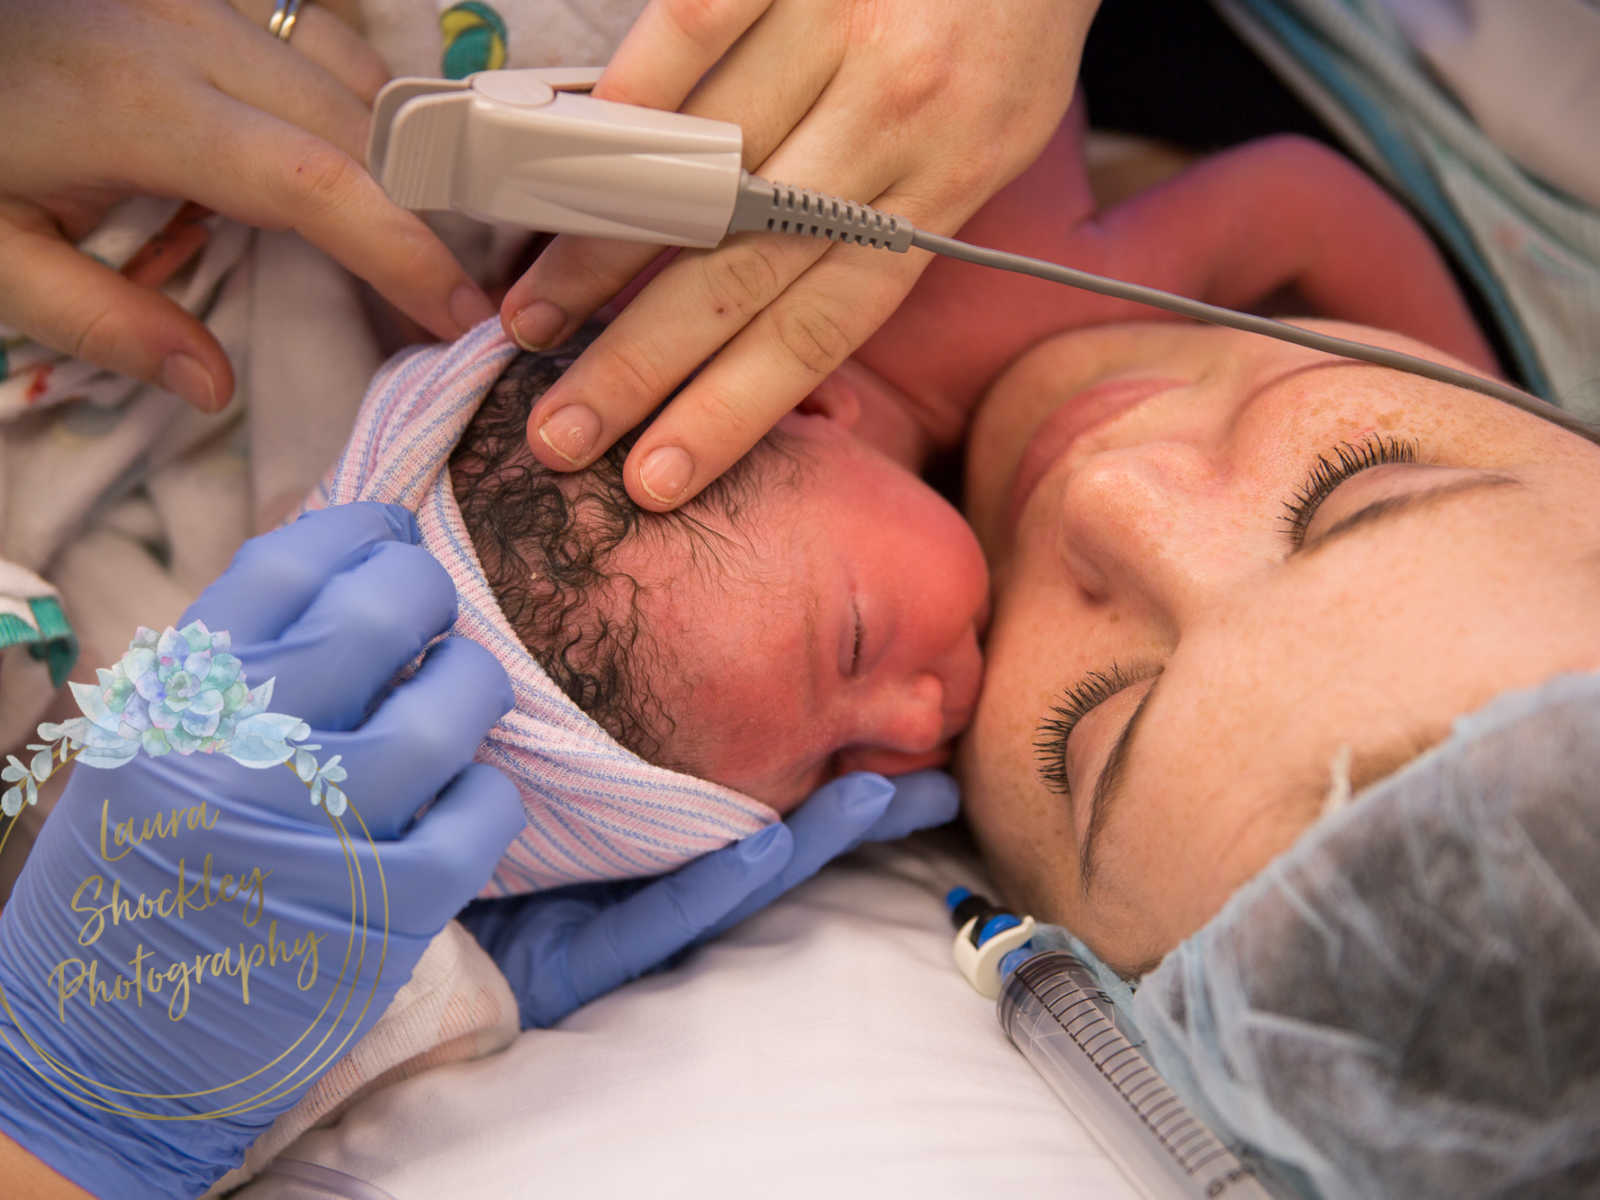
[449, 327, 800, 771]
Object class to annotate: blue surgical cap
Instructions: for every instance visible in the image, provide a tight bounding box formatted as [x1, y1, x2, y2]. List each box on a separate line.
[1128, 671, 1600, 1198]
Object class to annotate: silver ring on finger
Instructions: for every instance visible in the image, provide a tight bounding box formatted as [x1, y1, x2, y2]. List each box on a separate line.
[268, 0, 307, 42]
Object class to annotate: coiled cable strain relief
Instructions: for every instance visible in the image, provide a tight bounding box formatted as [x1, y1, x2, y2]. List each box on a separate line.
[726, 172, 914, 252]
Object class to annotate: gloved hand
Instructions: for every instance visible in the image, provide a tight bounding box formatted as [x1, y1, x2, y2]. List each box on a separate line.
[0, 503, 523, 1200]
[460, 770, 958, 1028]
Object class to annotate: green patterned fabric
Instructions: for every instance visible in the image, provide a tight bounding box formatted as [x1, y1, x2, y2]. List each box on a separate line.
[0, 597, 78, 686]
[441, 2, 508, 78]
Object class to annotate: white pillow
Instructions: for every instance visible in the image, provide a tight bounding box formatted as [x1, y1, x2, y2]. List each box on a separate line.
[237, 833, 1136, 1199]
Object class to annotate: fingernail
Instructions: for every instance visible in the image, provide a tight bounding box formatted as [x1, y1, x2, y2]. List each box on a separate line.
[510, 299, 567, 350]
[160, 352, 217, 412]
[449, 283, 496, 334]
[638, 445, 693, 505]
[537, 404, 600, 464]
[739, 824, 786, 862]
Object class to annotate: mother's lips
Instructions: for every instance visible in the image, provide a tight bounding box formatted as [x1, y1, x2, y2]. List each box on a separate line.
[1005, 377, 1182, 530]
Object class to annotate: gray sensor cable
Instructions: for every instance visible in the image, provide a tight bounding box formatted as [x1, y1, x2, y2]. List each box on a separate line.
[728, 171, 1546, 416]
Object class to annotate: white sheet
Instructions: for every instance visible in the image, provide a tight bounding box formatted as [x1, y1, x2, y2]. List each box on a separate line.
[234, 833, 1135, 1198]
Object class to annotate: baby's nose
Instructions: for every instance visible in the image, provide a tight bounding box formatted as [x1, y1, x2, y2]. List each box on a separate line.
[861, 672, 948, 755]
[852, 631, 985, 757]
[832, 667, 975, 778]
[939, 629, 985, 738]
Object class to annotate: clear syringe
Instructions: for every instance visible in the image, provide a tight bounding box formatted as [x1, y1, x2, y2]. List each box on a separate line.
[947, 890, 1273, 1200]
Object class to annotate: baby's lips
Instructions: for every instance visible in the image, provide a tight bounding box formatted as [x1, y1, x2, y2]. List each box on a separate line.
[947, 695, 979, 740]
[835, 744, 953, 779]
[943, 665, 984, 743]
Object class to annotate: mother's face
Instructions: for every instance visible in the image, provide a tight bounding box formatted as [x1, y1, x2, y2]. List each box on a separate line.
[959, 320, 1600, 974]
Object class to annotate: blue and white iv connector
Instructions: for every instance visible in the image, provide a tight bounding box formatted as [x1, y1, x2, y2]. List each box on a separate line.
[946, 885, 1037, 999]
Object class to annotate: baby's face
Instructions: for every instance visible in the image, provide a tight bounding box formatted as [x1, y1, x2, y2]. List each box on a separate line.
[615, 411, 989, 813]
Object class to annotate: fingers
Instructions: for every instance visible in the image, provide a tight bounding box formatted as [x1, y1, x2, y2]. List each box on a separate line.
[319, 636, 514, 838]
[380, 763, 525, 934]
[505, 0, 1088, 511]
[222, 0, 391, 105]
[157, 95, 494, 341]
[706, 773, 896, 937]
[457, 822, 794, 1027]
[500, 0, 841, 352]
[858, 770, 960, 842]
[519, 106, 907, 503]
[768, 772, 894, 881]
[184, 501, 420, 645]
[626, 239, 930, 508]
[517, 60, 940, 507]
[0, 208, 235, 412]
[501, 237, 661, 355]
[449, 774, 950, 1029]
[525, 227, 926, 509]
[519, 231, 824, 461]
[0, 0, 479, 375]
[661, 0, 849, 174]
[561, 821, 793, 1012]
[206, 3, 382, 166]
[593, 0, 771, 110]
[247, 538, 459, 730]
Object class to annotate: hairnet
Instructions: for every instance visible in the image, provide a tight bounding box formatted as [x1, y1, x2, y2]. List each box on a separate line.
[1129, 671, 1600, 1198]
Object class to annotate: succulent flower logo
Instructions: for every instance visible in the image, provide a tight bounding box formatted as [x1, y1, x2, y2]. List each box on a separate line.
[3, 621, 348, 818]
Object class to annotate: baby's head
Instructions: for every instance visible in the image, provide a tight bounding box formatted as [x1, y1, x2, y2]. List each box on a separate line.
[449, 332, 988, 813]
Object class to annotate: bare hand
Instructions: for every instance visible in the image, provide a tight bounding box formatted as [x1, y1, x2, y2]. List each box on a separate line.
[0, 0, 495, 412]
[504, 0, 1101, 509]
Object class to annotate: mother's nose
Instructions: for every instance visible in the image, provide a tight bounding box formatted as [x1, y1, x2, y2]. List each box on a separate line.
[1053, 442, 1249, 610]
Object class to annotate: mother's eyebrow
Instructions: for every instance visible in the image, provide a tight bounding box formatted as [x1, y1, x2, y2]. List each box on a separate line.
[1080, 672, 1164, 894]
[1299, 473, 1522, 557]
[1075, 474, 1522, 894]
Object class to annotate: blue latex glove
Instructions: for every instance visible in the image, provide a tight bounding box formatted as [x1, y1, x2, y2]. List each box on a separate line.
[460, 770, 958, 1028]
[0, 503, 524, 1199]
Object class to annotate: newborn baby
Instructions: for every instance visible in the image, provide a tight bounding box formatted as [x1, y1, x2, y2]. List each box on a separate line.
[450, 328, 987, 809]
[307, 317, 985, 896]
